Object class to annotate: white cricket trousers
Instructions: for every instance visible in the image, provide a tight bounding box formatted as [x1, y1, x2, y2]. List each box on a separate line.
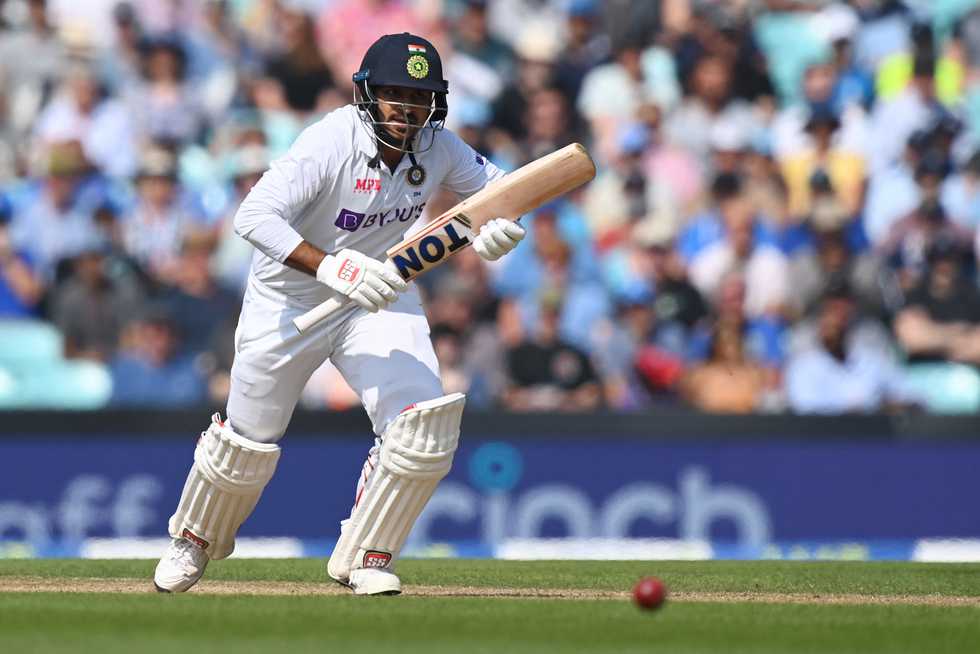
[226, 282, 443, 445]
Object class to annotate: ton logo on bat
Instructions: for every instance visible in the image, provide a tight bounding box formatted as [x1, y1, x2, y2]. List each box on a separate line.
[390, 216, 471, 280]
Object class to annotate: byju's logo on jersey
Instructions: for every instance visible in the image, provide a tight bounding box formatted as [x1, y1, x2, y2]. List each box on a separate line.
[335, 209, 366, 232]
[334, 203, 426, 233]
[354, 178, 382, 193]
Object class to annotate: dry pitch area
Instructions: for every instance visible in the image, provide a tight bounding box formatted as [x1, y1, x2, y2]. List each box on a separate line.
[2, 559, 979, 653]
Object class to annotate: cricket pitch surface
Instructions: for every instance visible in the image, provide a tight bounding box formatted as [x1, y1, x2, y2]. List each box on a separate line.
[2, 559, 979, 653]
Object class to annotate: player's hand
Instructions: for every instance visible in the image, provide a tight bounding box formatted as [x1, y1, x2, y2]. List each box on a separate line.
[317, 248, 408, 313]
[473, 218, 525, 261]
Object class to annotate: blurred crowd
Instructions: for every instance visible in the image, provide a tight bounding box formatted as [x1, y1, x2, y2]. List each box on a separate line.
[1, 0, 980, 414]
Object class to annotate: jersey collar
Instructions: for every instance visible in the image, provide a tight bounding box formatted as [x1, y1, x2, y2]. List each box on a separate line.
[351, 107, 427, 176]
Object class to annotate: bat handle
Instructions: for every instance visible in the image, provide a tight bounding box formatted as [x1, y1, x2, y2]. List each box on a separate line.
[292, 260, 403, 333]
[293, 297, 345, 333]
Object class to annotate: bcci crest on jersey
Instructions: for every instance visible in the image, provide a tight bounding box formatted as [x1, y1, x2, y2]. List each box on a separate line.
[390, 214, 472, 281]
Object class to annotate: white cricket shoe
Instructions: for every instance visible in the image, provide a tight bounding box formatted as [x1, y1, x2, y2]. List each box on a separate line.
[330, 566, 402, 595]
[154, 537, 210, 593]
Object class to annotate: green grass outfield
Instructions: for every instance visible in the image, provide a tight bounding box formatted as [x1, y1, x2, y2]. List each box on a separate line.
[2, 559, 979, 653]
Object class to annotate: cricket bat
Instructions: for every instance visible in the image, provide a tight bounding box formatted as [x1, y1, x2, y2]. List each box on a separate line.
[293, 143, 596, 333]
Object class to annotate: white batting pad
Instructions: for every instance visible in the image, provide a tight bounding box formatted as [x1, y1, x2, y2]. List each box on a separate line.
[328, 393, 466, 581]
[168, 414, 281, 560]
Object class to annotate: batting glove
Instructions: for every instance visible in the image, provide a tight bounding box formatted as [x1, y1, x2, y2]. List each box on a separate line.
[473, 218, 526, 261]
[317, 248, 408, 313]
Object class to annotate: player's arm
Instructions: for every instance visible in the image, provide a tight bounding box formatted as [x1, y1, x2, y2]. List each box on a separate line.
[284, 239, 406, 313]
[440, 132, 526, 262]
[234, 124, 405, 313]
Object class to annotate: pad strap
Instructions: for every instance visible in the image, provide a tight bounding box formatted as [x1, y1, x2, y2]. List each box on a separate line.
[328, 393, 465, 580]
[168, 414, 281, 559]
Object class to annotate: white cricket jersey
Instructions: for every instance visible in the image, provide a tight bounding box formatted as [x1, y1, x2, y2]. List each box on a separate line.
[234, 104, 505, 308]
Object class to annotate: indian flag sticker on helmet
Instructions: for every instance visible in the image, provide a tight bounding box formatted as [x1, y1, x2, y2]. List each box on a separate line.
[407, 44, 427, 54]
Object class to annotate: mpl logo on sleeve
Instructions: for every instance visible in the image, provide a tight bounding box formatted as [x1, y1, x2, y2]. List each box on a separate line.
[354, 178, 382, 193]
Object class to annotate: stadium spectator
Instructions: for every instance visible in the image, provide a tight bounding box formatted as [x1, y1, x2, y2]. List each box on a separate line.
[864, 128, 931, 245]
[211, 144, 269, 291]
[491, 22, 561, 143]
[0, 0, 67, 139]
[680, 315, 769, 414]
[9, 141, 106, 280]
[878, 158, 974, 289]
[497, 205, 610, 352]
[894, 238, 980, 368]
[99, 2, 145, 92]
[582, 123, 659, 250]
[941, 150, 980, 232]
[126, 36, 205, 144]
[0, 199, 43, 317]
[109, 305, 207, 407]
[158, 231, 239, 357]
[426, 253, 505, 408]
[50, 245, 142, 361]
[258, 4, 340, 116]
[785, 278, 915, 414]
[787, 221, 883, 318]
[868, 51, 943, 174]
[317, 0, 432, 86]
[687, 178, 790, 319]
[185, 0, 259, 82]
[687, 272, 786, 373]
[34, 61, 137, 179]
[121, 145, 205, 284]
[444, 0, 511, 128]
[577, 32, 679, 161]
[664, 53, 758, 168]
[0, 0, 976, 415]
[451, 0, 513, 75]
[779, 103, 866, 219]
[503, 290, 601, 412]
[591, 290, 658, 410]
[553, 0, 608, 102]
[830, 34, 875, 110]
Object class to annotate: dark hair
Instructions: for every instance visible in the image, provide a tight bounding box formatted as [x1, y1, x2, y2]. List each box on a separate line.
[804, 103, 841, 133]
[915, 152, 950, 181]
[141, 36, 188, 81]
[912, 53, 935, 78]
[821, 273, 853, 303]
[711, 172, 743, 201]
[919, 198, 945, 222]
[809, 168, 834, 193]
[926, 234, 967, 264]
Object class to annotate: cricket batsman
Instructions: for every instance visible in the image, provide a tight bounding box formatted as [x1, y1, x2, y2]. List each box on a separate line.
[153, 33, 525, 595]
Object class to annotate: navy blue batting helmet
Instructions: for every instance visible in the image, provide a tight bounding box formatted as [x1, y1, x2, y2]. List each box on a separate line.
[354, 33, 448, 122]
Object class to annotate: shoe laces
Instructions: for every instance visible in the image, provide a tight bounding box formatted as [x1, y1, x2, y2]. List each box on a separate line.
[172, 538, 204, 572]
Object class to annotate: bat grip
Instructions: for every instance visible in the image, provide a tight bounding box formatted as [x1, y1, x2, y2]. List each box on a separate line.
[293, 297, 345, 333]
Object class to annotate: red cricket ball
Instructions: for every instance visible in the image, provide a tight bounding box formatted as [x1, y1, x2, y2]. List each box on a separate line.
[633, 576, 667, 610]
